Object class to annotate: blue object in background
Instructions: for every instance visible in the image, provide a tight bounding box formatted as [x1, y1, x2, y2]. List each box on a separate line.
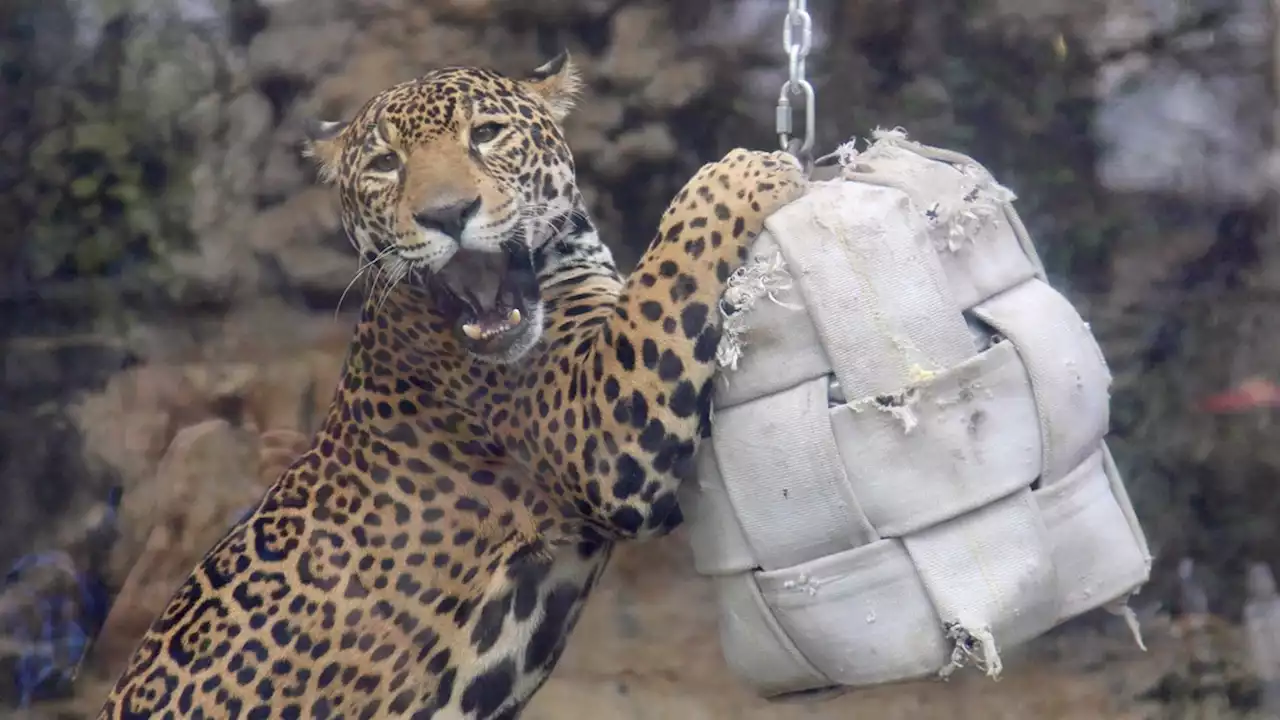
[0, 486, 120, 708]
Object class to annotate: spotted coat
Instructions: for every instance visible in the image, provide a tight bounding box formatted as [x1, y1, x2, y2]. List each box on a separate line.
[97, 53, 807, 720]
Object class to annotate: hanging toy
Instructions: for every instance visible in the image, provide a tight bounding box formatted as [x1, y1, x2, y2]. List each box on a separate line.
[680, 0, 1152, 699]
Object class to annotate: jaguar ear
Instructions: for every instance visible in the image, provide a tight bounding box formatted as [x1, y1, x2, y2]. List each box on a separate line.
[523, 50, 582, 122]
[301, 118, 350, 184]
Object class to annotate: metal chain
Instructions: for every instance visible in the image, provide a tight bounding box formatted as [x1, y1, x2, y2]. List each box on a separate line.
[776, 0, 816, 163]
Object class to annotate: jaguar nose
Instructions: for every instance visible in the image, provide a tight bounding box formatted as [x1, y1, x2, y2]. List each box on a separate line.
[413, 197, 481, 243]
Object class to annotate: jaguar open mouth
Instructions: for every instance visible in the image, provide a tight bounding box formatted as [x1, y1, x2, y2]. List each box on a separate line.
[426, 241, 540, 355]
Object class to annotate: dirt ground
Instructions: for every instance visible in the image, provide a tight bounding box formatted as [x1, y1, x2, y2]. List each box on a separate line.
[522, 534, 1269, 720]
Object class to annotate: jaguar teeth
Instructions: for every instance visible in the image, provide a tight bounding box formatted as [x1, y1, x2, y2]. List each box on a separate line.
[462, 323, 484, 340]
[507, 308, 521, 325]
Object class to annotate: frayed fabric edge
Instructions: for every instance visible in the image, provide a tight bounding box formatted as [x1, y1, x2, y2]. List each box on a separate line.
[835, 127, 1019, 253]
[715, 252, 803, 372]
[939, 622, 1004, 681]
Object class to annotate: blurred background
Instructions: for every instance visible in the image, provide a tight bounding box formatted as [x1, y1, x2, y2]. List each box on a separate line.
[2, 0, 1279, 716]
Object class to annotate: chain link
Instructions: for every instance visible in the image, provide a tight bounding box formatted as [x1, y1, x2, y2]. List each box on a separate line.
[776, 0, 816, 161]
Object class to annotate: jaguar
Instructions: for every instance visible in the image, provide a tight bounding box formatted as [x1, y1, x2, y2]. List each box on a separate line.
[97, 52, 806, 719]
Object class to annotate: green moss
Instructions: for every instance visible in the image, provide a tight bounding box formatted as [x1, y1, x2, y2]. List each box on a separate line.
[7, 0, 212, 285]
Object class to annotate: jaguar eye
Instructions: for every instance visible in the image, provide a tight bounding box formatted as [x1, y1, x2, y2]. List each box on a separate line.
[470, 122, 506, 145]
[367, 152, 400, 173]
